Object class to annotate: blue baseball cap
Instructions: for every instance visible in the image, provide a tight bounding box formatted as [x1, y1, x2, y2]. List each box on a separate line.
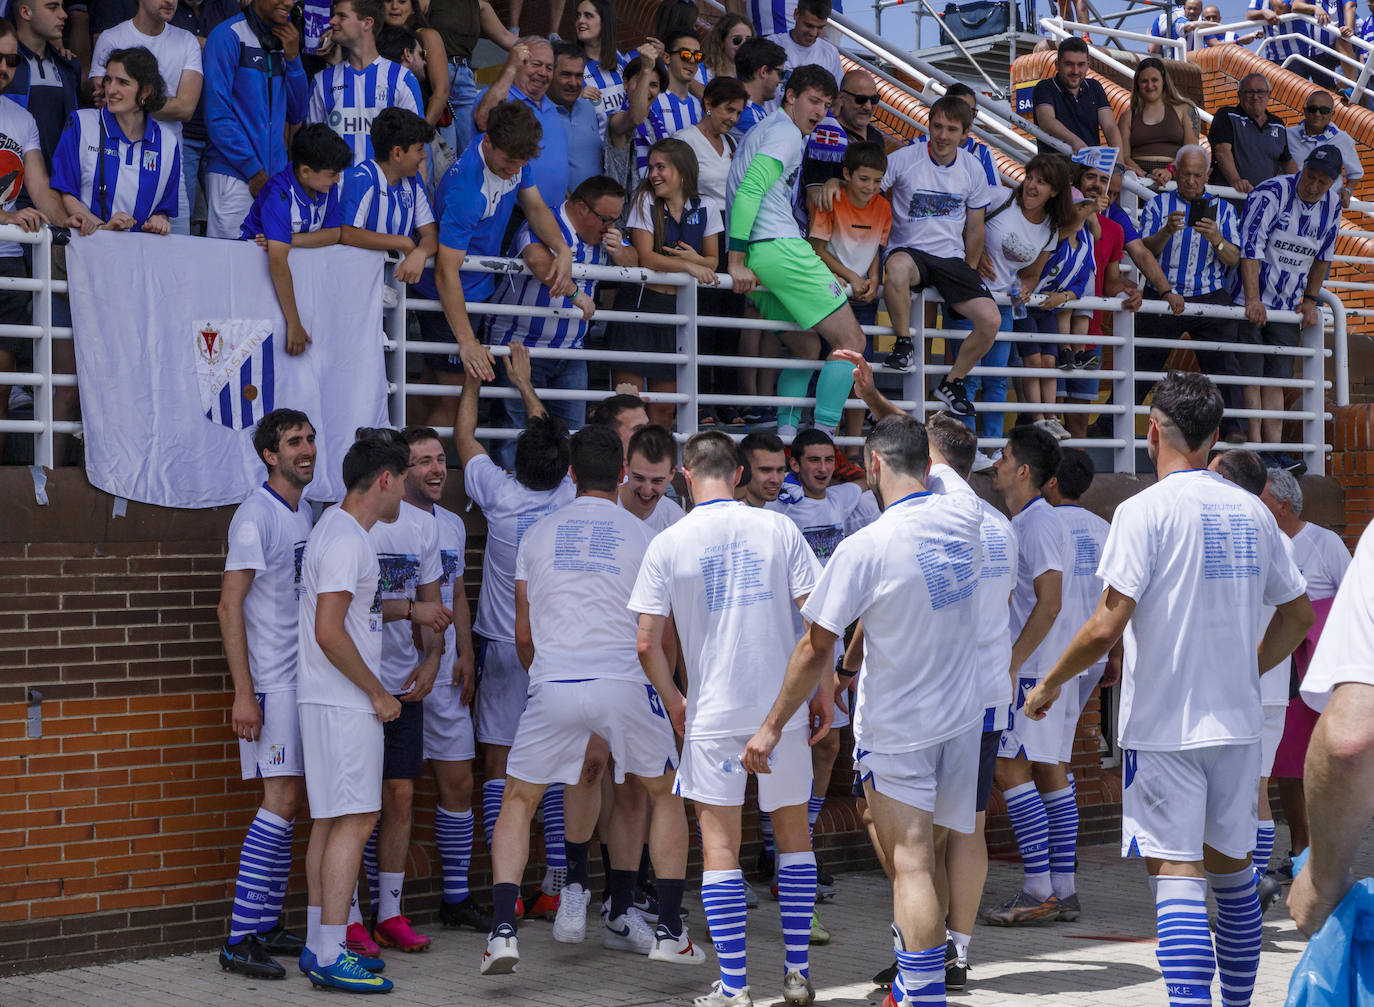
[1305, 144, 1344, 181]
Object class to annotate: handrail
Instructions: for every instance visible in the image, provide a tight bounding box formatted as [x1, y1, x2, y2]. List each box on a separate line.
[1041, 16, 1187, 60]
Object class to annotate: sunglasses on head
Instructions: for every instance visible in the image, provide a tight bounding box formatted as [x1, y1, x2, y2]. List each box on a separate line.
[0, 53, 20, 68]
[842, 89, 878, 105]
[673, 48, 704, 62]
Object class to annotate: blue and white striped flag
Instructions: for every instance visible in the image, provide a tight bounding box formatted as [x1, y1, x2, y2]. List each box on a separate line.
[195, 319, 275, 430]
[1071, 146, 1118, 175]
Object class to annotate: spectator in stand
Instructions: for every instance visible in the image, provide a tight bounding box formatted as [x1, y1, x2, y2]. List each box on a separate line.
[1136, 146, 1244, 436]
[655, 29, 705, 138]
[91, 0, 203, 233]
[549, 41, 602, 190]
[341, 107, 437, 284]
[1032, 37, 1122, 155]
[918, 83, 998, 187]
[1287, 88, 1362, 206]
[1118, 57, 1198, 188]
[202, 0, 308, 240]
[426, 0, 514, 156]
[730, 36, 785, 142]
[238, 124, 351, 356]
[474, 37, 567, 212]
[610, 49, 668, 187]
[384, 0, 451, 128]
[8, 0, 81, 167]
[1246, 0, 1317, 76]
[168, 0, 240, 235]
[608, 138, 721, 428]
[702, 13, 754, 84]
[1148, 0, 1202, 53]
[801, 68, 886, 200]
[1209, 74, 1298, 194]
[1196, 5, 1264, 47]
[742, 0, 846, 39]
[573, 0, 632, 128]
[309, 0, 423, 166]
[767, 0, 844, 100]
[1235, 145, 1343, 470]
[675, 76, 747, 214]
[1362, 0, 1374, 40]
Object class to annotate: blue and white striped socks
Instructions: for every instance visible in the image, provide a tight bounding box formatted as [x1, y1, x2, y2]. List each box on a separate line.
[541, 785, 566, 892]
[1002, 782, 1052, 901]
[482, 778, 506, 852]
[893, 942, 947, 1006]
[1252, 822, 1275, 878]
[363, 826, 379, 913]
[435, 806, 474, 904]
[702, 869, 748, 996]
[776, 852, 816, 980]
[1043, 785, 1078, 899]
[1151, 874, 1214, 1006]
[1208, 867, 1261, 1007]
[256, 816, 293, 935]
[228, 808, 290, 943]
[806, 794, 825, 836]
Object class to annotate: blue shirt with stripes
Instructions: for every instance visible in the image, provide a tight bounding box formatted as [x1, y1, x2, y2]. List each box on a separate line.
[583, 51, 629, 133]
[491, 200, 606, 349]
[1248, 0, 1314, 61]
[51, 107, 180, 226]
[730, 100, 771, 144]
[747, 0, 844, 35]
[308, 57, 424, 165]
[1140, 190, 1240, 297]
[342, 159, 435, 237]
[1233, 172, 1340, 312]
[238, 165, 341, 242]
[1034, 227, 1095, 298]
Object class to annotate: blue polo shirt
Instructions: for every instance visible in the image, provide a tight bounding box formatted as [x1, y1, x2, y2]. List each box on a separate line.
[557, 96, 603, 190]
[238, 165, 341, 242]
[475, 83, 569, 210]
[1032, 75, 1110, 152]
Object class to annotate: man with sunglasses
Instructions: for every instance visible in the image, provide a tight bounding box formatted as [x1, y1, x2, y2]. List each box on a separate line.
[800, 68, 885, 200]
[1287, 89, 1361, 207]
[657, 30, 706, 135]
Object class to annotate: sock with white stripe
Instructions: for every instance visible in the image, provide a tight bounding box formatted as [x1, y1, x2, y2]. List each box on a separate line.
[256, 817, 293, 934]
[1042, 785, 1079, 899]
[435, 807, 474, 904]
[541, 785, 567, 894]
[776, 852, 816, 980]
[1252, 822, 1275, 878]
[806, 795, 825, 837]
[378, 871, 404, 925]
[701, 869, 748, 996]
[1208, 867, 1262, 1007]
[760, 812, 775, 859]
[895, 942, 947, 1005]
[363, 827, 379, 916]
[348, 883, 363, 927]
[1002, 782, 1052, 901]
[227, 808, 290, 943]
[482, 779, 506, 853]
[1150, 874, 1215, 1006]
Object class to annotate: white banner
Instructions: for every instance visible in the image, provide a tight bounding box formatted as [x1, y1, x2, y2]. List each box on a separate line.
[67, 232, 390, 509]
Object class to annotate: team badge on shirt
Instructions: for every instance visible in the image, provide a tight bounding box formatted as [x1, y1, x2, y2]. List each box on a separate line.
[194, 318, 275, 429]
[142, 149, 158, 172]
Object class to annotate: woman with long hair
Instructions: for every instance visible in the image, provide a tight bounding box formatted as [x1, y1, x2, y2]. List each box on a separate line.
[1119, 57, 1198, 186]
[701, 13, 753, 83]
[575, 0, 633, 122]
[606, 137, 721, 427]
[385, 0, 451, 127]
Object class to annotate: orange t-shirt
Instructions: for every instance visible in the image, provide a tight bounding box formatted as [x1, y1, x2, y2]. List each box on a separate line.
[809, 191, 892, 280]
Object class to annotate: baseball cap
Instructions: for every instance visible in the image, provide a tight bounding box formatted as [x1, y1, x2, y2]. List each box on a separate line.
[1305, 144, 1343, 181]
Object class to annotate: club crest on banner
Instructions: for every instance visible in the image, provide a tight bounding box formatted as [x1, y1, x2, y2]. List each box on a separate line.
[194, 319, 275, 429]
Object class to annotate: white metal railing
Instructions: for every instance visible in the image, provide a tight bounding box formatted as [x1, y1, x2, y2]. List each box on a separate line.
[1191, 13, 1374, 107]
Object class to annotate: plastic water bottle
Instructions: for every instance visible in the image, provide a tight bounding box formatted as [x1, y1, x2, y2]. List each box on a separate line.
[721, 754, 774, 774]
[1009, 282, 1028, 321]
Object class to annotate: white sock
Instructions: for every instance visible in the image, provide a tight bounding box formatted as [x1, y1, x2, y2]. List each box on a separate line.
[778, 424, 799, 441]
[347, 883, 363, 926]
[949, 929, 971, 962]
[317, 923, 346, 967]
[1051, 871, 1077, 900]
[307, 904, 322, 952]
[378, 872, 404, 924]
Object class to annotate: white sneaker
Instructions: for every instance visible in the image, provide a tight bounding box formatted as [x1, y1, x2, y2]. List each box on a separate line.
[1034, 417, 1072, 441]
[479, 924, 519, 975]
[693, 981, 754, 1006]
[381, 285, 399, 309]
[648, 923, 709, 965]
[603, 910, 654, 953]
[552, 882, 589, 943]
[782, 967, 815, 1005]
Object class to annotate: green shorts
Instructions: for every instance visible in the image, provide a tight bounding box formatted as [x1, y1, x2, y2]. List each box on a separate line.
[747, 237, 848, 330]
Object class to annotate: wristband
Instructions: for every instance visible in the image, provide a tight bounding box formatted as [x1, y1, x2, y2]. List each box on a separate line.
[835, 659, 858, 679]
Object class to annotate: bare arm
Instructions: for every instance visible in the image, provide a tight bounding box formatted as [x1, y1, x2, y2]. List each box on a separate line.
[1256, 593, 1316, 673]
[1024, 586, 1136, 718]
[518, 188, 574, 296]
[962, 205, 986, 270]
[452, 580, 475, 702]
[420, 28, 451, 126]
[479, 0, 518, 49]
[473, 46, 521, 133]
[1010, 569, 1063, 676]
[743, 621, 841, 772]
[453, 367, 487, 466]
[156, 69, 203, 123]
[217, 569, 263, 740]
[292, 227, 340, 248]
[503, 342, 548, 421]
[637, 613, 686, 735]
[514, 580, 535, 670]
[436, 244, 495, 379]
[267, 241, 310, 355]
[316, 591, 402, 721]
[1118, 110, 1140, 174]
[342, 226, 416, 253]
[1211, 142, 1250, 192]
[398, 579, 444, 702]
[1034, 103, 1086, 153]
[1099, 106, 1124, 150]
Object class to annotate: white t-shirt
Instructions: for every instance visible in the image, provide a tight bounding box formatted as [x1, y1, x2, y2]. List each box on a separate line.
[767, 482, 877, 567]
[767, 32, 845, 103]
[1009, 496, 1071, 682]
[368, 500, 442, 695]
[1057, 504, 1110, 681]
[1291, 521, 1350, 601]
[1260, 532, 1298, 706]
[465, 454, 576, 643]
[516, 496, 655, 685]
[434, 505, 468, 687]
[1098, 469, 1307, 751]
[224, 484, 314, 694]
[803, 490, 984, 753]
[91, 20, 202, 141]
[673, 124, 734, 212]
[0, 101, 41, 259]
[882, 143, 992, 259]
[620, 493, 685, 535]
[1301, 520, 1374, 713]
[626, 191, 723, 247]
[296, 505, 383, 713]
[983, 186, 1055, 293]
[627, 499, 820, 740]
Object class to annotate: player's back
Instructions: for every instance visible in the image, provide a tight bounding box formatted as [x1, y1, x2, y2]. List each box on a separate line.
[1058, 504, 1110, 673]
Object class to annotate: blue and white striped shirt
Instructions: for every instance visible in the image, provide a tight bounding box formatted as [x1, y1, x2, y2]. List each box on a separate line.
[1234, 172, 1341, 312]
[308, 57, 424, 165]
[747, 0, 844, 35]
[1140, 190, 1240, 297]
[491, 200, 606, 349]
[238, 165, 342, 242]
[584, 52, 629, 129]
[654, 91, 704, 135]
[50, 107, 180, 226]
[730, 100, 770, 144]
[342, 159, 435, 237]
[1248, 0, 1314, 62]
[1034, 227, 1095, 298]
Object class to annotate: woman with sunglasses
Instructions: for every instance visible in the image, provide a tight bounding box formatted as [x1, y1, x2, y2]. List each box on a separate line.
[385, 0, 450, 127]
[701, 14, 754, 86]
[606, 137, 720, 428]
[1118, 57, 1197, 187]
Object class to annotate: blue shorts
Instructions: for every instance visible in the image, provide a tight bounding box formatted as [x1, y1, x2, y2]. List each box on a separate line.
[1014, 307, 1061, 358]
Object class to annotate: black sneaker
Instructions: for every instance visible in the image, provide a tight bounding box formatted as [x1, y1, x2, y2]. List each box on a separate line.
[1277, 453, 1308, 476]
[815, 865, 835, 902]
[885, 337, 916, 372]
[439, 894, 493, 931]
[946, 956, 969, 991]
[934, 378, 975, 418]
[1257, 873, 1283, 914]
[255, 923, 305, 956]
[1056, 348, 1075, 371]
[219, 934, 286, 979]
[1074, 349, 1100, 370]
[740, 406, 777, 428]
[872, 960, 898, 988]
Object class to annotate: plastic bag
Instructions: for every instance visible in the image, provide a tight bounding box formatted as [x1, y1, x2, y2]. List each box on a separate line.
[1285, 878, 1374, 1006]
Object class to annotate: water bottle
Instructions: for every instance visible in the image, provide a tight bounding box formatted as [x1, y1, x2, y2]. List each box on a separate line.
[1009, 282, 1027, 321]
[721, 754, 774, 774]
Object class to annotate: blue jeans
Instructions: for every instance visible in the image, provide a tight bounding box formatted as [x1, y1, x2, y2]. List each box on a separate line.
[949, 305, 1013, 438]
[447, 62, 478, 155]
[497, 355, 587, 469]
[179, 135, 206, 235]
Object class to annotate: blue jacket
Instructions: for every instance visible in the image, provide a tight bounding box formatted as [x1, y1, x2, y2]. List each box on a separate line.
[203, 12, 308, 183]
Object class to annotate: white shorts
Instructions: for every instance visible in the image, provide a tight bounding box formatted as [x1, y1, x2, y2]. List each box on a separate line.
[507, 679, 679, 786]
[675, 726, 812, 812]
[238, 689, 304, 780]
[423, 682, 476, 763]
[1260, 704, 1288, 778]
[474, 640, 529, 747]
[855, 728, 980, 835]
[999, 674, 1071, 765]
[1121, 743, 1261, 862]
[299, 703, 384, 820]
[205, 172, 252, 240]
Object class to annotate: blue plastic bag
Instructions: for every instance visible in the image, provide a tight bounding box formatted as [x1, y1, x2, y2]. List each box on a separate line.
[1285, 877, 1374, 1006]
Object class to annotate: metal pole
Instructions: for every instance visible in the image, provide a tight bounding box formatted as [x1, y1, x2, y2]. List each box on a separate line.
[1300, 310, 1325, 476]
[677, 278, 699, 438]
[34, 227, 53, 470]
[384, 258, 407, 429]
[1112, 302, 1136, 475]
